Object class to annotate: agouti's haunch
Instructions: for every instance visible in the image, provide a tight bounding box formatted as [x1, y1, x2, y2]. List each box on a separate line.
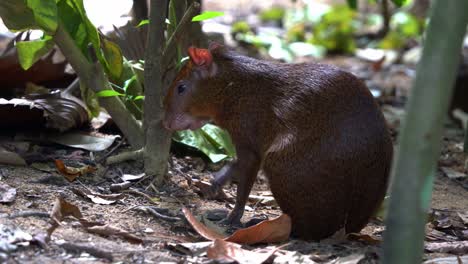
[163, 43, 393, 240]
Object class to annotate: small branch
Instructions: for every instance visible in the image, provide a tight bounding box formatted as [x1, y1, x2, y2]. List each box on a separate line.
[52, 22, 144, 148]
[161, 2, 201, 88]
[106, 148, 144, 164]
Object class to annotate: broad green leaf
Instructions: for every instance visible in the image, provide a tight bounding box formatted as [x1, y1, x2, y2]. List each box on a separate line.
[95, 90, 124, 97]
[133, 95, 144, 101]
[191, 11, 224, 22]
[26, 0, 58, 34]
[391, 0, 409, 7]
[137, 19, 149, 27]
[201, 124, 236, 157]
[16, 36, 54, 70]
[102, 38, 123, 80]
[173, 124, 235, 163]
[346, 0, 357, 9]
[0, 0, 37, 31]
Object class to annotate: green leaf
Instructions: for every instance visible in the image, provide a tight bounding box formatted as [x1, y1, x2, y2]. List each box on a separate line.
[16, 36, 54, 70]
[102, 38, 124, 80]
[172, 124, 235, 163]
[201, 124, 236, 158]
[26, 0, 58, 34]
[346, 0, 358, 9]
[133, 95, 144, 101]
[137, 19, 149, 27]
[95, 90, 124, 97]
[123, 76, 137, 92]
[191, 11, 224, 22]
[0, 0, 37, 31]
[391, 0, 409, 7]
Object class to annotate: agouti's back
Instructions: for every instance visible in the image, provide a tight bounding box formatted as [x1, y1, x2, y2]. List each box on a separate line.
[163, 44, 393, 240]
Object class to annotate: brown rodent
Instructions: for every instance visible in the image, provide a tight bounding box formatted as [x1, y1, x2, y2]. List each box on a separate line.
[163, 43, 393, 240]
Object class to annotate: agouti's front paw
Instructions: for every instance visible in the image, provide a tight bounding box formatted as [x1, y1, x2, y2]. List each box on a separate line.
[218, 208, 243, 227]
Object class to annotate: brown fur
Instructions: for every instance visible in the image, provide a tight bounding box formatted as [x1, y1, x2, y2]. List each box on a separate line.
[163, 45, 393, 240]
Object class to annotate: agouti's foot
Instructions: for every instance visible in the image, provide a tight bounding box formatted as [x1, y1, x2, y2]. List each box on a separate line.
[218, 208, 243, 227]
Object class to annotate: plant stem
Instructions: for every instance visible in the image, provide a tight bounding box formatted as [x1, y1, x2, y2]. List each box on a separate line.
[53, 22, 144, 148]
[382, 1, 468, 264]
[143, 0, 171, 185]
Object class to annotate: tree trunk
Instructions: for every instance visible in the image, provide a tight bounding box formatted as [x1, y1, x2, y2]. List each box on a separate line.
[382, 1, 468, 264]
[143, 0, 171, 186]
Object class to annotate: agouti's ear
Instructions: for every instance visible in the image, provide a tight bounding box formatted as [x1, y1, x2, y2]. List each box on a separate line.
[188, 47, 212, 67]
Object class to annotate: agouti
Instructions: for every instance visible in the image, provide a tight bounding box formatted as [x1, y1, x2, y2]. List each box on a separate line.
[163, 43, 393, 240]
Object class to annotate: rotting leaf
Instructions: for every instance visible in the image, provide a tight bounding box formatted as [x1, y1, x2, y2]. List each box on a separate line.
[206, 239, 277, 264]
[85, 224, 143, 244]
[71, 187, 124, 205]
[0, 183, 17, 203]
[347, 233, 381, 245]
[225, 214, 291, 245]
[0, 146, 27, 166]
[55, 160, 95, 182]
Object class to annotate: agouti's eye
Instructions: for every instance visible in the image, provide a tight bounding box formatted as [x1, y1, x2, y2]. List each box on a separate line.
[177, 84, 187, 95]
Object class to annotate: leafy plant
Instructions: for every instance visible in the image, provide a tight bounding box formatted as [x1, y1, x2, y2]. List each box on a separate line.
[309, 5, 358, 54]
[259, 6, 286, 24]
[379, 11, 422, 49]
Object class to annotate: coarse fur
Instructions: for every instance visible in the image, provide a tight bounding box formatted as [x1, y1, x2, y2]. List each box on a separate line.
[163, 44, 393, 240]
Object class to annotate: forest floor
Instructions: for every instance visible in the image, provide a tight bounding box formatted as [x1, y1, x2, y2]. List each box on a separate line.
[1, 54, 467, 263]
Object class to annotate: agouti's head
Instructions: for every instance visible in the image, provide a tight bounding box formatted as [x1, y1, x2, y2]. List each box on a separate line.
[163, 44, 222, 131]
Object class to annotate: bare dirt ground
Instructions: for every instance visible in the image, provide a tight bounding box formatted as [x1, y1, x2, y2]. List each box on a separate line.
[1, 55, 467, 263]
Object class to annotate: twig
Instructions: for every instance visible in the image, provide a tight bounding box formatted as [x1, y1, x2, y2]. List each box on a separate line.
[6, 211, 50, 219]
[121, 188, 158, 204]
[135, 206, 181, 222]
[59, 242, 113, 261]
[106, 148, 144, 164]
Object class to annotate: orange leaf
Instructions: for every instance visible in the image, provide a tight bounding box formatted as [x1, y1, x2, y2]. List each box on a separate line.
[182, 207, 225, 240]
[182, 207, 291, 245]
[226, 214, 291, 245]
[54, 159, 95, 182]
[207, 239, 276, 264]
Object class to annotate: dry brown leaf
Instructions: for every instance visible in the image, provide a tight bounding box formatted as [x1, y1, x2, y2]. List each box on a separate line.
[207, 239, 276, 264]
[346, 233, 381, 245]
[85, 224, 143, 244]
[226, 214, 291, 245]
[0, 182, 17, 203]
[182, 207, 225, 241]
[71, 187, 124, 205]
[182, 207, 291, 245]
[47, 196, 83, 240]
[425, 241, 468, 254]
[55, 159, 96, 182]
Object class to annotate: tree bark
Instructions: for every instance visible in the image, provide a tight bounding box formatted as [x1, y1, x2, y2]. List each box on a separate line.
[382, 1, 468, 264]
[143, 0, 171, 186]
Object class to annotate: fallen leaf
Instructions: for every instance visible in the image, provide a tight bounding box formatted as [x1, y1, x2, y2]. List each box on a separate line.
[182, 207, 291, 245]
[457, 211, 468, 225]
[0, 146, 27, 166]
[226, 214, 291, 245]
[0, 183, 17, 203]
[48, 132, 119, 152]
[71, 187, 124, 205]
[121, 173, 145, 182]
[50, 196, 83, 223]
[85, 224, 143, 244]
[347, 233, 381, 245]
[55, 159, 96, 182]
[0, 224, 33, 252]
[425, 241, 468, 254]
[182, 207, 225, 241]
[47, 196, 83, 240]
[207, 239, 276, 264]
[334, 254, 365, 264]
[423, 255, 468, 264]
[440, 167, 467, 180]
